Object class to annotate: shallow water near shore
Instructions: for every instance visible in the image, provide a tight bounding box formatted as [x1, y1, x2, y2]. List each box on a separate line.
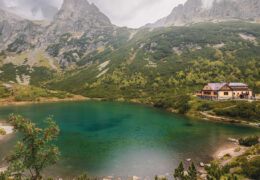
[0, 101, 259, 179]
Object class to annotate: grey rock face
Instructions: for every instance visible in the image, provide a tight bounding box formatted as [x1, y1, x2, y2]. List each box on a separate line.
[147, 0, 260, 27]
[0, 0, 117, 68]
[44, 0, 115, 67]
[0, 9, 43, 50]
[47, 0, 112, 36]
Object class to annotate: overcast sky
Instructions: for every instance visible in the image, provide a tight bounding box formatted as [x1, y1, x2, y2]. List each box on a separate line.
[0, 0, 188, 28]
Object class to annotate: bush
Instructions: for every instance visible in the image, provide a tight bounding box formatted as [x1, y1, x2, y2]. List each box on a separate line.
[4, 114, 60, 180]
[46, 44, 60, 57]
[0, 128, 6, 135]
[77, 173, 91, 180]
[241, 156, 260, 179]
[51, 91, 71, 99]
[14, 90, 36, 101]
[197, 102, 212, 111]
[152, 95, 191, 114]
[239, 136, 259, 147]
[174, 161, 197, 180]
[14, 87, 54, 102]
[214, 102, 260, 121]
[0, 172, 7, 180]
[205, 160, 230, 180]
[153, 97, 174, 109]
[0, 85, 10, 98]
[174, 95, 191, 114]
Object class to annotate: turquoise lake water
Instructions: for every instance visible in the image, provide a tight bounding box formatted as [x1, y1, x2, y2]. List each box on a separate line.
[0, 101, 259, 179]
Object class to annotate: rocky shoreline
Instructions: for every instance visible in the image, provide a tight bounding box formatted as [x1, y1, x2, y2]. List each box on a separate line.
[0, 95, 91, 107]
[197, 138, 250, 179]
[0, 124, 13, 141]
[200, 111, 260, 128]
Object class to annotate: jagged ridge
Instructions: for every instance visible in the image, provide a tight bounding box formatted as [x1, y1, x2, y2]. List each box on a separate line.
[146, 0, 260, 28]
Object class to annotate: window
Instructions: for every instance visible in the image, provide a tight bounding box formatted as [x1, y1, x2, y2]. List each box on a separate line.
[214, 92, 218, 95]
[204, 91, 211, 95]
[224, 92, 229, 96]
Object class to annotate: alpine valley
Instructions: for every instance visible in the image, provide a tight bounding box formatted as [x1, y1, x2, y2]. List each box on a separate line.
[1, 0, 260, 179]
[0, 0, 260, 122]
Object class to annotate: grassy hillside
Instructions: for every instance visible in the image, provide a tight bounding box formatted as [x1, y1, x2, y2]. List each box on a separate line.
[47, 22, 260, 97]
[0, 63, 56, 86]
[0, 82, 73, 103]
[45, 22, 260, 122]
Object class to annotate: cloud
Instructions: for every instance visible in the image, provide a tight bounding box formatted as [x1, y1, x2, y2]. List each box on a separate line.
[89, 0, 186, 28]
[0, 0, 63, 20]
[0, 0, 187, 28]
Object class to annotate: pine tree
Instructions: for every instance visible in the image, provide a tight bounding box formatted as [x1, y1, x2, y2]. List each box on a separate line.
[187, 162, 197, 180]
[155, 175, 158, 180]
[174, 162, 185, 180]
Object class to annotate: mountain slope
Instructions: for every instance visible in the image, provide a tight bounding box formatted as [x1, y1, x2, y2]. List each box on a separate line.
[0, 0, 130, 69]
[1, 1, 260, 94]
[147, 0, 260, 28]
[47, 22, 260, 100]
[0, 9, 43, 51]
[44, 0, 132, 68]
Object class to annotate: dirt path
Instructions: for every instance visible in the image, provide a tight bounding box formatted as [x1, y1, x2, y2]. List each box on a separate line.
[221, 105, 237, 110]
[200, 111, 260, 128]
[201, 111, 224, 120]
[215, 145, 248, 166]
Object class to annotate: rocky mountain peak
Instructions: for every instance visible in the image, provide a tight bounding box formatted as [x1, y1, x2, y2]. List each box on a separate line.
[146, 0, 260, 28]
[49, 0, 112, 35]
[57, 0, 91, 18]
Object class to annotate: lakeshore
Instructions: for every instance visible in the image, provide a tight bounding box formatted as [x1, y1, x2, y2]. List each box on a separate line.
[0, 96, 260, 129]
[0, 101, 259, 178]
[0, 125, 13, 141]
[0, 95, 91, 107]
[213, 141, 248, 166]
[199, 111, 260, 128]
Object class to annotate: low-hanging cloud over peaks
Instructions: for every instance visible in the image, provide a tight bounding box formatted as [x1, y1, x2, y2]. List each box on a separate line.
[0, 0, 186, 28]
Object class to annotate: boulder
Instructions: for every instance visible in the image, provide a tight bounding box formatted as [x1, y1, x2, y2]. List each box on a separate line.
[200, 174, 207, 179]
[133, 176, 140, 180]
[227, 138, 239, 143]
[186, 158, 191, 162]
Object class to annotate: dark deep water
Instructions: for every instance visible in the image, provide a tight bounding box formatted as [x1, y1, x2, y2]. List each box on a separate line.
[0, 101, 259, 179]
